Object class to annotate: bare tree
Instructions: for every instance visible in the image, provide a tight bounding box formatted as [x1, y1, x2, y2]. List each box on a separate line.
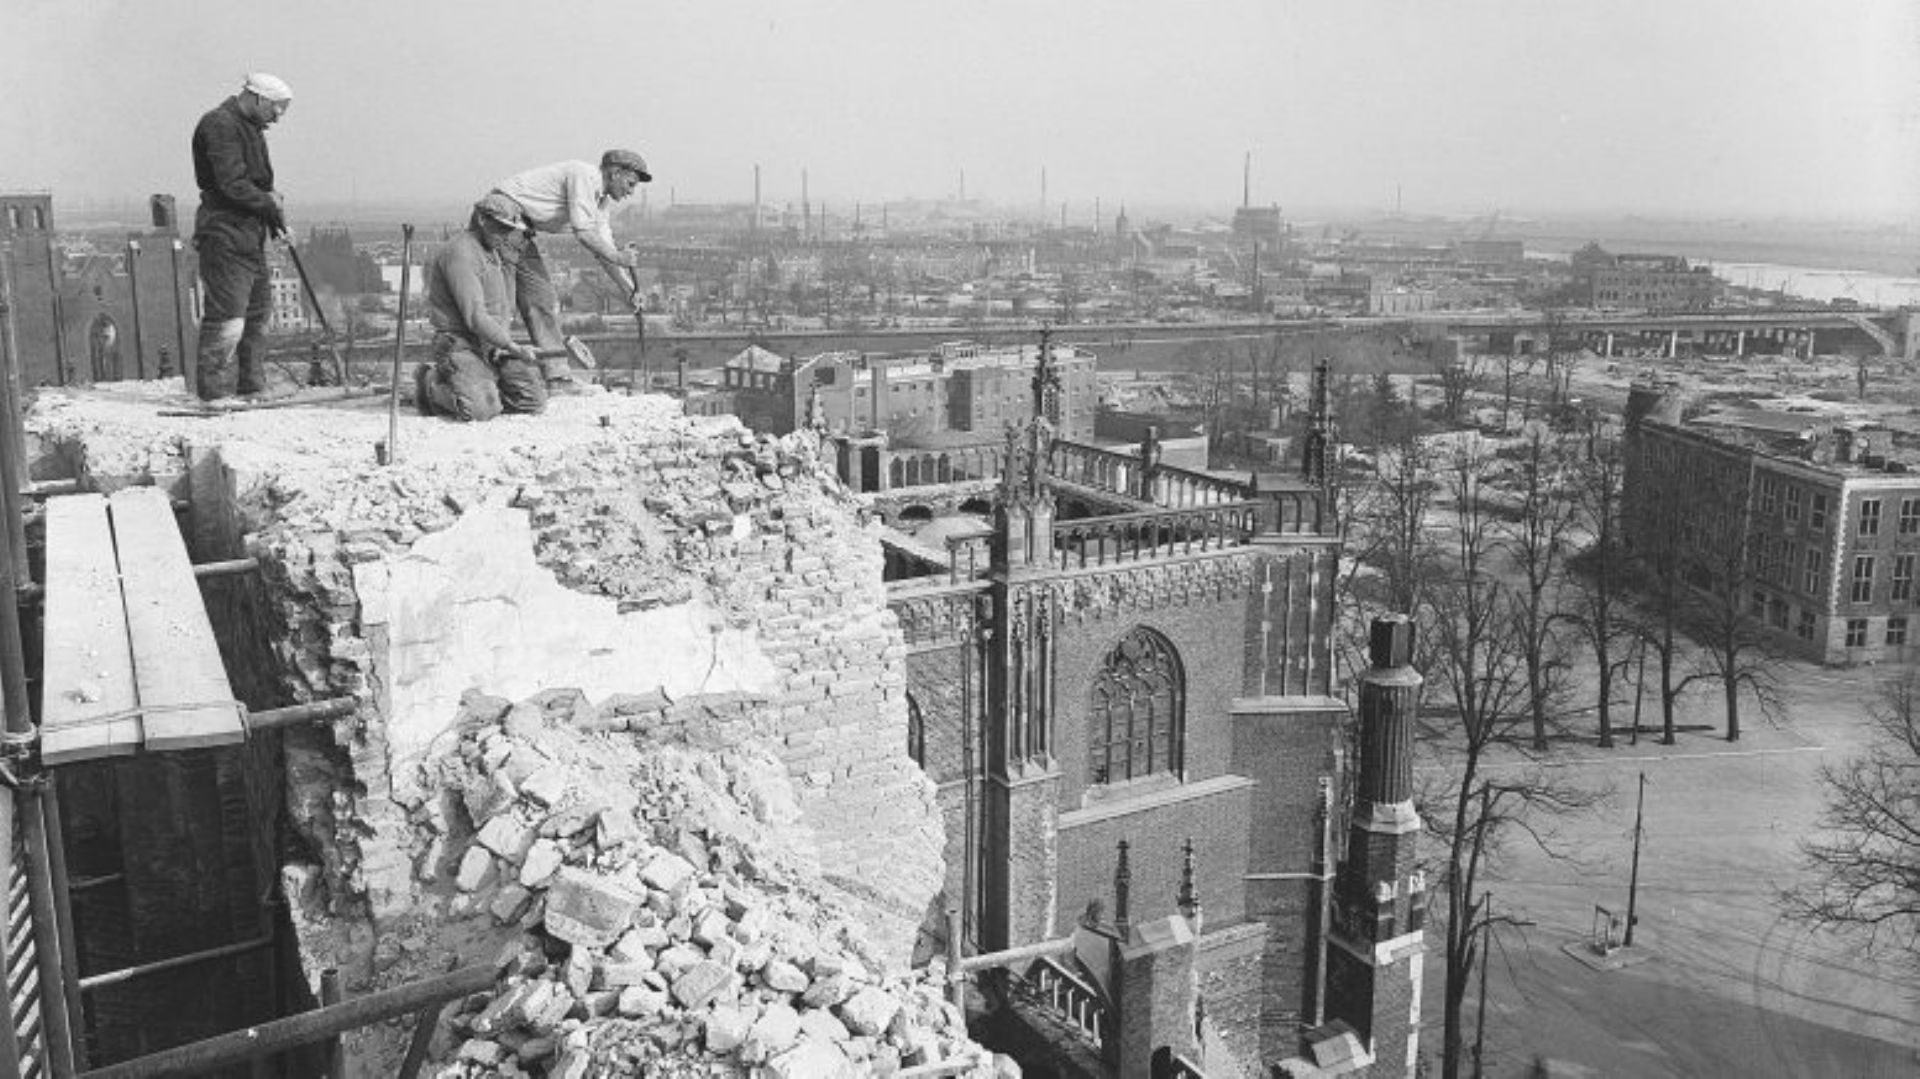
[1567, 434, 1632, 747]
[1420, 440, 1602, 1079]
[1501, 431, 1580, 750]
[1355, 429, 1437, 618]
[1436, 353, 1485, 428]
[1682, 471, 1784, 742]
[1782, 667, 1920, 960]
[1623, 437, 1694, 744]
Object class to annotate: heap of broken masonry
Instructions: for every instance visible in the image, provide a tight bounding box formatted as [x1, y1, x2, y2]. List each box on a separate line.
[27, 382, 1002, 1077]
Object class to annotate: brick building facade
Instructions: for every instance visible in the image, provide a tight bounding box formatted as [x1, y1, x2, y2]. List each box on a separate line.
[719, 338, 1098, 443]
[1, 192, 198, 386]
[888, 355, 1424, 1075]
[1624, 383, 1920, 664]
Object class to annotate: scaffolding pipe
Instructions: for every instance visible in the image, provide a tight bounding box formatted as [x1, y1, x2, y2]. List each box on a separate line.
[126, 240, 147, 379]
[44, 241, 69, 384]
[0, 791, 22, 1071]
[75, 963, 497, 1079]
[22, 795, 78, 1073]
[79, 936, 274, 993]
[16, 557, 262, 607]
[245, 698, 357, 733]
[0, 246, 30, 586]
[320, 969, 345, 1079]
[41, 784, 86, 1069]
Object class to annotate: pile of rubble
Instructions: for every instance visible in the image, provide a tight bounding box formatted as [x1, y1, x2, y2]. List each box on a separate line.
[400, 688, 1005, 1077]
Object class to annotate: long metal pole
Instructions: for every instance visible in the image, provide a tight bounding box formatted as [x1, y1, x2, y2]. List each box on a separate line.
[76, 964, 496, 1079]
[387, 225, 413, 464]
[168, 239, 189, 383]
[45, 239, 69, 384]
[0, 245, 30, 585]
[23, 794, 79, 1073]
[0, 249, 28, 703]
[1624, 771, 1646, 947]
[42, 783, 87, 1069]
[0, 793, 22, 1071]
[126, 240, 147, 379]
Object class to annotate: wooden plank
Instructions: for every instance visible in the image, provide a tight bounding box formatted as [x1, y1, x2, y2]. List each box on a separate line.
[39, 495, 141, 763]
[107, 488, 243, 753]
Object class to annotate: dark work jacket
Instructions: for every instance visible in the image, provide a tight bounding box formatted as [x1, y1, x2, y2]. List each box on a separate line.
[192, 96, 279, 250]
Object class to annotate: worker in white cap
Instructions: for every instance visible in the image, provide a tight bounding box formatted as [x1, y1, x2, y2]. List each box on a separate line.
[188, 72, 294, 401]
[489, 149, 651, 389]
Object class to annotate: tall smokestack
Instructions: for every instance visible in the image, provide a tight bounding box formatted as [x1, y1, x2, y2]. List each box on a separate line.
[1041, 167, 1048, 217]
[959, 168, 966, 201]
[802, 168, 810, 241]
[1244, 151, 1251, 209]
[753, 164, 762, 233]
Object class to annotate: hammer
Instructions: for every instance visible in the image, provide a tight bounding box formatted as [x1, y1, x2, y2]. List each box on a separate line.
[509, 335, 597, 370]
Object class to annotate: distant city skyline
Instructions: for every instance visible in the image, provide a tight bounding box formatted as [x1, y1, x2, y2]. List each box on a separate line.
[4, 0, 1916, 222]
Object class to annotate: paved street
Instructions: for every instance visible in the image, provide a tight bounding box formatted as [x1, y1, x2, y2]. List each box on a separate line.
[1416, 658, 1920, 1076]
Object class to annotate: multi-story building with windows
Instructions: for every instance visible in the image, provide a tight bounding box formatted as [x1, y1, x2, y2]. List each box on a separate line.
[1572, 243, 1721, 311]
[1623, 383, 1920, 663]
[714, 337, 1098, 443]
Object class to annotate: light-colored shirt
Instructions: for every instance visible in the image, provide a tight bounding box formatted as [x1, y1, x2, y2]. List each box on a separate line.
[493, 160, 612, 243]
[424, 231, 518, 354]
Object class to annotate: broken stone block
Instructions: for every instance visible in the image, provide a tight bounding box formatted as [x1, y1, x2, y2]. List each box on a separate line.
[758, 958, 808, 994]
[691, 908, 732, 949]
[767, 1040, 850, 1079]
[743, 1001, 802, 1062]
[455, 846, 497, 893]
[600, 962, 653, 988]
[543, 867, 641, 948]
[615, 983, 668, 1019]
[519, 981, 572, 1034]
[796, 1007, 850, 1043]
[800, 972, 852, 1010]
[704, 1002, 753, 1052]
[670, 960, 732, 1009]
[489, 884, 532, 924]
[476, 815, 536, 862]
[837, 986, 899, 1037]
[609, 928, 659, 965]
[640, 850, 697, 894]
[655, 942, 704, 979]
[595, 807, 641, 849]
[456, 1038, 504, 1066]
[519, 839, 565, 888]
[520, 766, 569, 809]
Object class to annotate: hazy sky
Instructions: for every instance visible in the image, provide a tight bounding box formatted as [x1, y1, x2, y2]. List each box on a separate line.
[4, 0, 1917, 220]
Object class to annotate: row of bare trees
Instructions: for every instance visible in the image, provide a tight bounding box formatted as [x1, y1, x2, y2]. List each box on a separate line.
[1336, 419, 1803, 1076]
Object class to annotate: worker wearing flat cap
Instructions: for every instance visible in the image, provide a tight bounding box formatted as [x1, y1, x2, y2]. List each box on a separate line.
[415, 194, 547, 421]
[489, 149, 651, 388]
[190, 72, 294, 401]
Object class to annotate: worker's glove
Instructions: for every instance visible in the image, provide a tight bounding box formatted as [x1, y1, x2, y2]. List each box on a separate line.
[628, 289, 646, 315]
[514, 344, 540, 365]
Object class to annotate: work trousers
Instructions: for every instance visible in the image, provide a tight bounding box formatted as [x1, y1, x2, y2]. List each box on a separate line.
[192, 233, 270, 400]
[509, 237, 571, 381]
[422, 336, 547, 421]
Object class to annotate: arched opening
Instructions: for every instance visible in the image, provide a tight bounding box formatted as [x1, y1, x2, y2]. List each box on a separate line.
[898, 504, 935, 526]
[1088, 626, 1185, 785]
[88, 313, 123, 383]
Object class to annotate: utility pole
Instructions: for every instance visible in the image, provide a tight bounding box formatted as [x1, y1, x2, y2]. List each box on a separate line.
[1624, 771, 1646, 947]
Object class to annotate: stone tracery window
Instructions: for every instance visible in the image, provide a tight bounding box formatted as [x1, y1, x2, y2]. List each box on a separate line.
[1088, 627, 1184, 785]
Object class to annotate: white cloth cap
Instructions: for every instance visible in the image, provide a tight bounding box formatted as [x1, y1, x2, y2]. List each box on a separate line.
[242, 72, 293, 102]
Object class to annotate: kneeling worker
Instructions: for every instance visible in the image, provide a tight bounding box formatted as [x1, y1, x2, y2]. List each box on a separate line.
[417, 194, 547, 421]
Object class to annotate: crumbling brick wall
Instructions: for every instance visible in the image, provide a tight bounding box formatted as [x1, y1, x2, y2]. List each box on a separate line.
[25, 394, 948, 982]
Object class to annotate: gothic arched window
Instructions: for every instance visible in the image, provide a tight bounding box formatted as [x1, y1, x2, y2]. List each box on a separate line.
[1088, 627, 1184, 785]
